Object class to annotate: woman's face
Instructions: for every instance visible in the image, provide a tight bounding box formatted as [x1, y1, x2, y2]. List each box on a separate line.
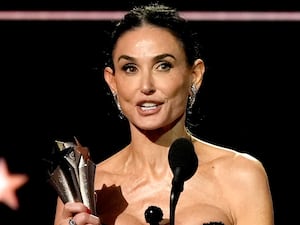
[106, 25, 196, 131]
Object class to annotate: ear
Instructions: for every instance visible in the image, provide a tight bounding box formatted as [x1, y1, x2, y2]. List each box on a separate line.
[104, 67, 117, 93]
[191, 59, 205, 89]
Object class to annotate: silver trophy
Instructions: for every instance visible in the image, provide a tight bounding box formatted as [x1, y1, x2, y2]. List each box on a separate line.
[47, 138, 96, 215]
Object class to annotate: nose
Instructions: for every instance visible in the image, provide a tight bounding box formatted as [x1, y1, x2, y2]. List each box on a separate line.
[140, 72, 156, 95]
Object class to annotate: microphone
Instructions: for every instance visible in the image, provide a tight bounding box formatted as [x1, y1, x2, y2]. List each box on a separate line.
[168, 137, 198, 225]
[144, 205, 163, 225]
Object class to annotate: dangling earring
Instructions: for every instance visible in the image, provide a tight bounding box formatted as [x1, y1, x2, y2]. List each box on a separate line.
[188, 84, 197, 110]
[112, 91, 124, 119]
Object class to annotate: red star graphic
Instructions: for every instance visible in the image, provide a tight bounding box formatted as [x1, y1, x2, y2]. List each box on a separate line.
[0, 158, 28, 210]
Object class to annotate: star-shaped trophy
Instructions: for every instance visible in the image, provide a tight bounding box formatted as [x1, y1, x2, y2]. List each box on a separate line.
[47, 137, 96, 215]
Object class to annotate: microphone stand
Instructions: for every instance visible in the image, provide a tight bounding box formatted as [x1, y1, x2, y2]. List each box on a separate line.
[169, 167, 184, 225]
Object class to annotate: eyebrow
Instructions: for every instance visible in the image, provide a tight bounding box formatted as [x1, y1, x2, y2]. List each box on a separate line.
[117, 55, 134, 62]
[154, 53, 176, 61]
[117, 53, 176, 62]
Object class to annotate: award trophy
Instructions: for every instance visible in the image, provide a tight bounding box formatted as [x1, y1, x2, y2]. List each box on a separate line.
[47, 138, 96, 215]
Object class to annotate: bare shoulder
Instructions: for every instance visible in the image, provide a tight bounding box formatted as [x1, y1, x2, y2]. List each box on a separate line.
[193, 137, 269, 189]
[193, 137, 273, 224]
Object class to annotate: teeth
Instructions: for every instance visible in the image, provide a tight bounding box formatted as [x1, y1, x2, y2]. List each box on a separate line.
[141, 103, 157, 110]
[142, 103, 156, 107]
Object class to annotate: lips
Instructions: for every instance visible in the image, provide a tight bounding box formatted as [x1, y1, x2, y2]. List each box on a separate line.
[137, 101, 163, 115]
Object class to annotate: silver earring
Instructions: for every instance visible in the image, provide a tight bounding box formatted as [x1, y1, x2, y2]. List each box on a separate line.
[188, 84, 197, 110]
[112, 92, 124, 119]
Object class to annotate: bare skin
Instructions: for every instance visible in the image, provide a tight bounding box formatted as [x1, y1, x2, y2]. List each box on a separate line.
[93, 137, 273, 225]
[54, 25, 274, 225]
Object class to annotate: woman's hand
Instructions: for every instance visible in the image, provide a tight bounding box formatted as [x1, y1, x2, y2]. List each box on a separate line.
[60, 202, 100, 225]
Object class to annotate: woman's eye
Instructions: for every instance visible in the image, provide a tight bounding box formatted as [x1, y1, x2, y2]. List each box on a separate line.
[122, 64, 137, 73]
[157, 62, 172, 71]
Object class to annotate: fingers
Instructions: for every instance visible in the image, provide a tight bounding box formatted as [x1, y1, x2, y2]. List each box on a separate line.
[62, 202, 100, 225]
[63, 202, 90, 218]
[72, 213, 100, 225]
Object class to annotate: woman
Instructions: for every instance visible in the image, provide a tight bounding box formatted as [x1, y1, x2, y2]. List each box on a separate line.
[54, 3, 274, 225]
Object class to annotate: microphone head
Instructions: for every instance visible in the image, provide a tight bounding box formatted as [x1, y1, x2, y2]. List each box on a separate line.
[168, 137, 198, 182]
[144, 205, 163, 224]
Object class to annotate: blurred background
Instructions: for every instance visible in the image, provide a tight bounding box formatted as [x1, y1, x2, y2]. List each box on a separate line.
[0, 0, 298, 224]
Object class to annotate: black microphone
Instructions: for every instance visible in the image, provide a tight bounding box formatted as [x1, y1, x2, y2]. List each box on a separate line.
[168, 137, 198, 225]
[144, 205, 163, 225]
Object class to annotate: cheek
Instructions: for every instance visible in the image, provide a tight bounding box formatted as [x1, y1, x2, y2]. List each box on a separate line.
[164, 69, 191, 97]
[115, 78, 136, 100]
[165, 79, 190, 99]
[117, 86, 132, 101]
